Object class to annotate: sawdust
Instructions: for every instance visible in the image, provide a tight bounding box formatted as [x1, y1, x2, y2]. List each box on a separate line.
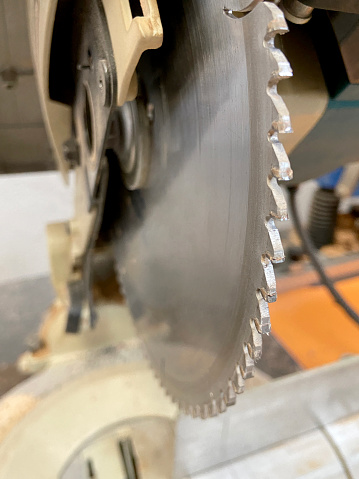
[0, 394, 38, 442]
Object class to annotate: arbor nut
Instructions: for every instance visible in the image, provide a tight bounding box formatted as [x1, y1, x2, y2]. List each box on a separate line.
[281, 0, 313, 24]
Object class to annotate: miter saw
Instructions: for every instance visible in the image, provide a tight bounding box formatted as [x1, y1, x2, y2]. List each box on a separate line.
[1, 0, 359, 476]
[24, 0, 296, 416]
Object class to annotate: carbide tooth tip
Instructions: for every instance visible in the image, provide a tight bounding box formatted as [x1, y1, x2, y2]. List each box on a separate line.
[268, 176, 289, 221]
[267, 293, 277, 303]
[261, 255, 277, 301]
[201, 404, 209, 420]
[256, 290, 271, 334]
[272, 255, 285, 264]
[263, 325, 271, 335]
[241, 343, 255, 379]
[233, 363, 245, 394]
[193, 405, 201, 418]
[209, 397, 219, 417]
[265, 216, 285, 264]
[218, 391, 227, 413]
[226, 380, 237, 406]
[250, 318, 263, 361]
[272, 167, 293, 182]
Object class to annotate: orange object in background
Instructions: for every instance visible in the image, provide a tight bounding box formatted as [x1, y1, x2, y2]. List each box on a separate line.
[271, 274, 359, 369]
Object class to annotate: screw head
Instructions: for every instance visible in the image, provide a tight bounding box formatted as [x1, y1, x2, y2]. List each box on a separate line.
[98, 59, 111, 107]
[62, 138, 80, 167]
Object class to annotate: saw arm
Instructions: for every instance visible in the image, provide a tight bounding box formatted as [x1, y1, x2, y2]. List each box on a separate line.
[29, 0, 293, 417]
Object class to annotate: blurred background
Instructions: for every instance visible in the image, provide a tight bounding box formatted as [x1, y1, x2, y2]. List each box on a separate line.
[0, 171, 74, 392]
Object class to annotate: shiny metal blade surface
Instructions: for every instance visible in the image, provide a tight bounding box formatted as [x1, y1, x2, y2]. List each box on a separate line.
[115, 1, 292, 412]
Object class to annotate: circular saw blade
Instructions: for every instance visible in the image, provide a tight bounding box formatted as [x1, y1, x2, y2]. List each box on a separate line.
[115, 1, 292, 417]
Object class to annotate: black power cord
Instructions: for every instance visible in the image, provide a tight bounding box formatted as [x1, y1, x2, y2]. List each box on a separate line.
[288, 186, 359, 326]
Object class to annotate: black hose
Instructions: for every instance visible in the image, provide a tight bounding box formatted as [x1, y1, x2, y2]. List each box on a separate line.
[308, 188, 340, 249]
[288, 186, 359, 326]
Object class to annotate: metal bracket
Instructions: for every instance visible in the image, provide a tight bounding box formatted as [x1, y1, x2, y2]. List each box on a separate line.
[47, 164, 109, 333]
[102, 0, 163, 106]
[281, 0, 359, 25]
[301, 0, 359, 13]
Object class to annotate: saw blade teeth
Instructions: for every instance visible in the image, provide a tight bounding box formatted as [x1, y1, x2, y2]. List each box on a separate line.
[256, 290, 271, 334]
[209, 395, 219, 417]
[267, 48, 293, 84]
[261, 254, 277, 302]
[218, 391, 227, 413]
[267, 175, 288, 221]
[240, 343, 255, 379]
[264, 1, 290, 38]
[233, 364, 245, 394]
[266, 216, 285, 264]
[268, 90, 291, 134]
[226, 380, 237, 406]
[201, 403, 209, 420]
[270, 134, 293, 182]
[250, 318, 263, 361]
[265, 8, 292, 124]
[193, 405, 201, 419]
[267, 71, 292, 134]
[186, 405, 194, 417]
[263, 2, 293, 186]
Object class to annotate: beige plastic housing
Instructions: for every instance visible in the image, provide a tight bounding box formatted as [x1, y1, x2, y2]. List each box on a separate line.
[102, 0, 163, 105]
[27, 0, 163, 177]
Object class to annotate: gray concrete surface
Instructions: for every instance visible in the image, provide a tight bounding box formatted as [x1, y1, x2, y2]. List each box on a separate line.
[0, 275, 54, 363]
[0, 171, 71, 384]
